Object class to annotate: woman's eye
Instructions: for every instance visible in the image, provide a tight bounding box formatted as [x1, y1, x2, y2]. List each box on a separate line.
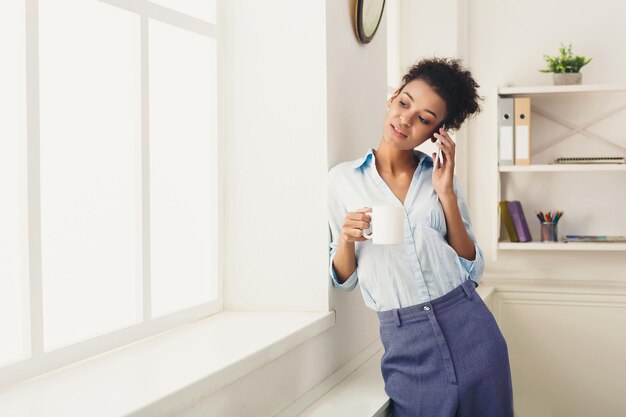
[399, 101, 407, 108]
[419, 116, 430, 125]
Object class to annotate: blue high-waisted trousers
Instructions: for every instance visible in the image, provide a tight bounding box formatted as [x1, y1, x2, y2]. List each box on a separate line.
[376, 279, 514, 417]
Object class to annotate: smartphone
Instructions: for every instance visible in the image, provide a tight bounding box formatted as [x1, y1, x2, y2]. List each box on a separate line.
[434, 124, 446, 168]
[436, 146, 444, 168]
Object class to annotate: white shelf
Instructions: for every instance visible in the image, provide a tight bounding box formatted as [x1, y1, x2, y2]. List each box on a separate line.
[499, 164, 626, 172]
[498, 84, 626, 95]
[498, 242, 626, 251]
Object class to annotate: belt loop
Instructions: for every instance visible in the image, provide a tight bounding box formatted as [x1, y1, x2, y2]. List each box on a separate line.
[394, 309, 402, 327]
[461, 280, 474, 300]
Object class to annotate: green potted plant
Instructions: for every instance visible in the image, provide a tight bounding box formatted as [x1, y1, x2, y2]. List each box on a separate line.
[539, 43, 592, 85]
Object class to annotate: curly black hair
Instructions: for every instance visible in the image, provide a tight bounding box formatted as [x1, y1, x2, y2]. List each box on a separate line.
[397, 57, 483, 131]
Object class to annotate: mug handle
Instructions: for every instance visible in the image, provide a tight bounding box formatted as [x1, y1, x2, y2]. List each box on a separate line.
[362, 211, 374, 239]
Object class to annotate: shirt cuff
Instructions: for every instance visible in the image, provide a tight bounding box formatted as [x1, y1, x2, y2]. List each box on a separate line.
[458, 253, 476, 274]
[329, 252, 358, 291]
[458, 242, 483, 286]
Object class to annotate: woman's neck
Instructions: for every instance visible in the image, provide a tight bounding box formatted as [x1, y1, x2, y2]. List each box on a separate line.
[373, 141, 418, 175]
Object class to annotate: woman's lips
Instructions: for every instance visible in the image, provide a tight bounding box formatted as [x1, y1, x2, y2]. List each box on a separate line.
[391, 124, 407, 138]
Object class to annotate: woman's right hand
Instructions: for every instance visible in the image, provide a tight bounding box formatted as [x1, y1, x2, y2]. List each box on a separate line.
[340, 207, 372, 243]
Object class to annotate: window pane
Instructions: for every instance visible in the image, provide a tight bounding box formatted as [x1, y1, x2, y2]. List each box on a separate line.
[39, 0, 141, 351]
[150, 0, 216, 24]
[149, 19, 217, 317]
[0, 1, 29, 366]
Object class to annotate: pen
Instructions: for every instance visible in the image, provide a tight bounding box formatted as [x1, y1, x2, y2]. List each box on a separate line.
[555, 211, 563, 222]
[537, 210, 564, 223]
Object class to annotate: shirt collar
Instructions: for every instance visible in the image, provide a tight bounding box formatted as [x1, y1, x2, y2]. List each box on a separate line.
[351, 148, 375, 169]
[351, 147, 432, 170]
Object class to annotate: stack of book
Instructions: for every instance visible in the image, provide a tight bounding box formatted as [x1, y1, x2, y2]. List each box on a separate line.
[499, 200, 532, 242]
[498, 97, 531, 166]
[563, 235, 626, 243]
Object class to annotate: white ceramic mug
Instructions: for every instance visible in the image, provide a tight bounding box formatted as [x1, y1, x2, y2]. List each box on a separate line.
[362, 205, 404, 245]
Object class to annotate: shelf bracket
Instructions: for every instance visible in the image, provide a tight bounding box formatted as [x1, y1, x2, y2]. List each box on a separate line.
[531, 103, 626, 155]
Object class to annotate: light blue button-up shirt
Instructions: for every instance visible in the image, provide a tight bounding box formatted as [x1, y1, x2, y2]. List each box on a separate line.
[327, 147, 484, 312]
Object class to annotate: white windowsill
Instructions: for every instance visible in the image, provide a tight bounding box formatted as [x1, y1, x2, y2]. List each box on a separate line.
[0, 310, 336, 417]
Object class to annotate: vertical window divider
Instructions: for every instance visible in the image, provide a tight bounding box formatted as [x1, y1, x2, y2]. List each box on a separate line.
[140, 13, 152, 323]
[25, 0, 44, 358]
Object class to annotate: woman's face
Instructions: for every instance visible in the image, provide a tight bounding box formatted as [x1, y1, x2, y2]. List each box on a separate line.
[384, 78, 447, 150]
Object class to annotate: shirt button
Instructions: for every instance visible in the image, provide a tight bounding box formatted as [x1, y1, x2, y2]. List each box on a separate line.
[423, 305, 431, 311]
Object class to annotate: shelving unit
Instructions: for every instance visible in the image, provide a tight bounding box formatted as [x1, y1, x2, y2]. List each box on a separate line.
[492, 84, 626, 260]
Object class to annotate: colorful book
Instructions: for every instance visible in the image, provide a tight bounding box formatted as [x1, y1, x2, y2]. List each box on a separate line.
[499, 201, 519, 242]
[507, 200, 532, 242]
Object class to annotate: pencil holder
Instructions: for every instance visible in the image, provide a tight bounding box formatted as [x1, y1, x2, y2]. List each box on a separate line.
[540, 222, 558, 242]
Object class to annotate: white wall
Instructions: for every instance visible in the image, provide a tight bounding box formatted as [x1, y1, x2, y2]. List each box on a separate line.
[327, 2, 388, 168]
[467, 0, 626, 283]
[222, 0, 329, 312]
[397, 0, 472, 198]
[399, 0, 461, 61]
[176, 1, 388, 415]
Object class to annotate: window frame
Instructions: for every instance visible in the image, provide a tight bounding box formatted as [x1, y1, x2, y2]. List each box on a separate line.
[0, 0, 224, 390]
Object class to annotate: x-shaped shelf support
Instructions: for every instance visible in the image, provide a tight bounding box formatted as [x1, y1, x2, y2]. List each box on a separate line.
[531, 103, 626, 155]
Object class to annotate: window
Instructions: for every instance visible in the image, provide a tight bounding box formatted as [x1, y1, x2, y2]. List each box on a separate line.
[0, 0, 220, 388]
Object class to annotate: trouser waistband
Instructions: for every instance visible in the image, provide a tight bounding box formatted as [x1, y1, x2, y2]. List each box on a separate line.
[376, 279, 475, 327]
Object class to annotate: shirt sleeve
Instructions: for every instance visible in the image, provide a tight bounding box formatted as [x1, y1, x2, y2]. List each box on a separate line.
[453, 175, 485, 287]
[328, 167, 358, 292]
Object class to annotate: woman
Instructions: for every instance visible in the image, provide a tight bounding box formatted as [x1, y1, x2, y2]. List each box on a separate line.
[327, 57, 514, 417]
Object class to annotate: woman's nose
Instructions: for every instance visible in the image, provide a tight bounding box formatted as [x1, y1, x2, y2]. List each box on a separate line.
[399, 115, 412, 126]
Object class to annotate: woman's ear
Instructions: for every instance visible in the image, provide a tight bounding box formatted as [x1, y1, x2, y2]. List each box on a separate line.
[430, 122, 447, 142]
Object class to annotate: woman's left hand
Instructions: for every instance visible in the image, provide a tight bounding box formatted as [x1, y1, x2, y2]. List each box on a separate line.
[431, 127, 455, 197]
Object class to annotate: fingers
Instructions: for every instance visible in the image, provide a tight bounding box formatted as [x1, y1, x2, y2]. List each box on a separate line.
[355, 207, 372, 221]
[345, 214, 370, 231]
[432, 152, 439, 170]
[341, 225, 367, 242]
[434, 129, 454, 150]
[341, 208, 372, 242]
[347, 219, 370, 230]
[434, 130, 454, 166]
[346, 229, 367, 241]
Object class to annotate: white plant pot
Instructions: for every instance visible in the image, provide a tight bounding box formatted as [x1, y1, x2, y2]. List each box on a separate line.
[553, 72, 582, 85]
